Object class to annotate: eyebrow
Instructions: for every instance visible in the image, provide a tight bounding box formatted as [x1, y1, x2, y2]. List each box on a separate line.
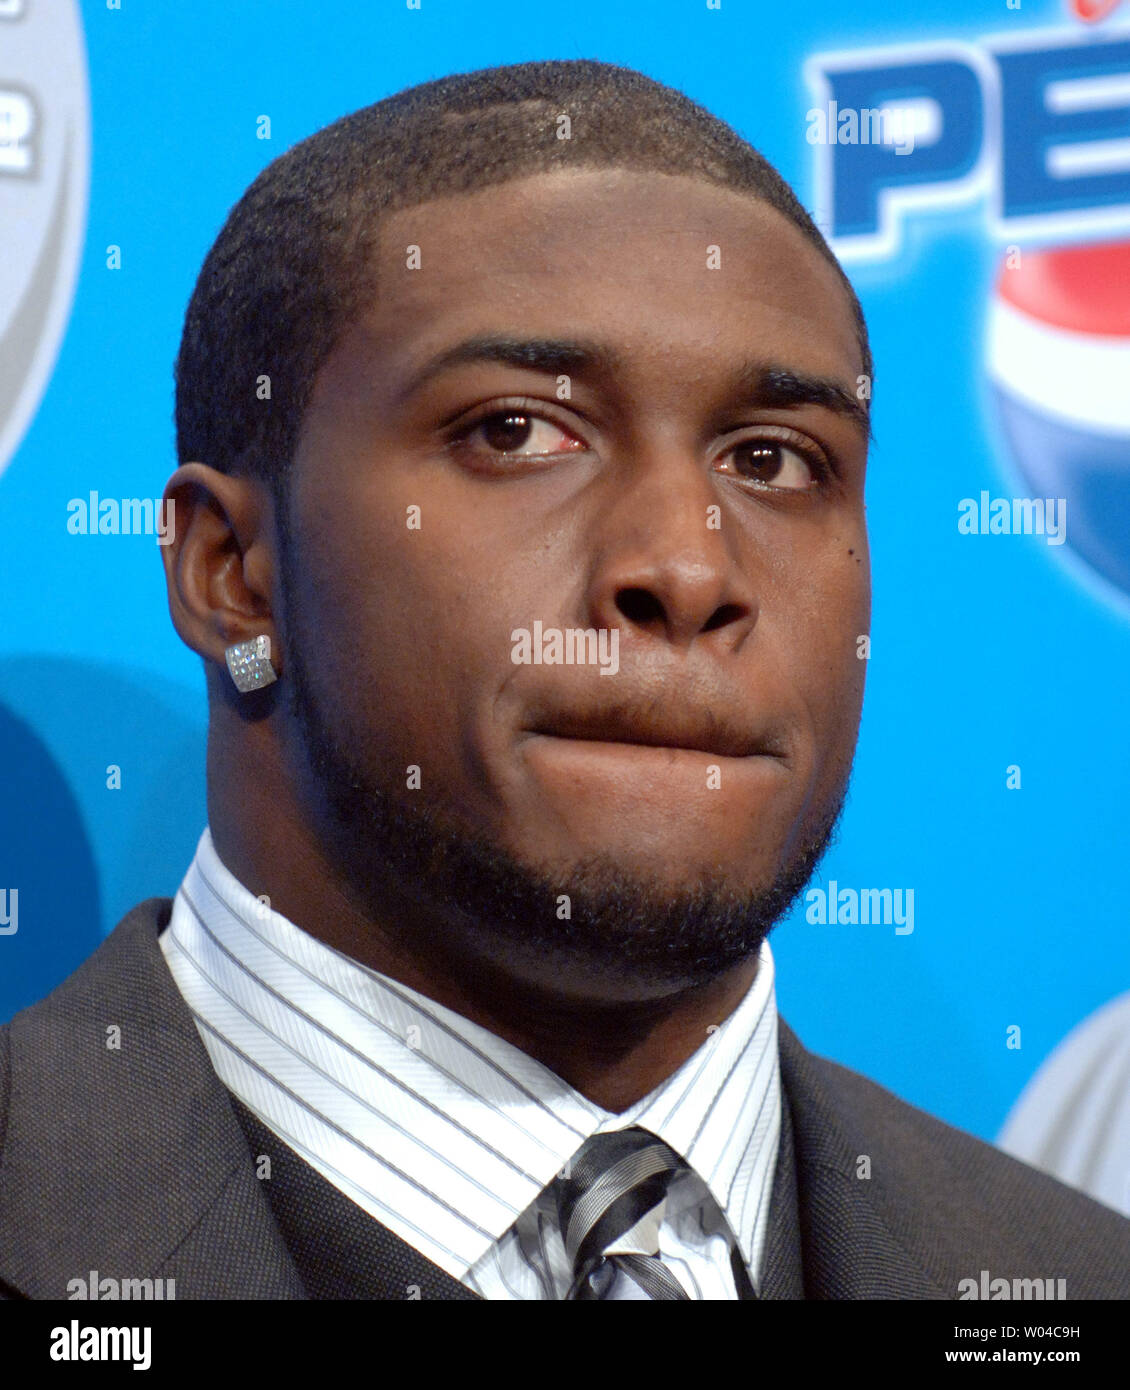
[399, 333, 872, 441]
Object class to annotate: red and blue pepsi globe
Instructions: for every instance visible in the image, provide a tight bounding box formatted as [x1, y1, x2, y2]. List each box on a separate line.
[988, 238, 1130, 600]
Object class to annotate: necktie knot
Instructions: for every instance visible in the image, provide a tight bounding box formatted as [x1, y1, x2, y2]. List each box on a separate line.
[554, 1126, 691, 1300]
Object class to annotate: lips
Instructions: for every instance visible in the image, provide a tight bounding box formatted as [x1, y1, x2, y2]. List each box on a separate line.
[523, 703, 784, 761]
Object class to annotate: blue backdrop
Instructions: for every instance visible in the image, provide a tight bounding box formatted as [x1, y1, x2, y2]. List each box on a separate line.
[2, 0, 1128, 1151]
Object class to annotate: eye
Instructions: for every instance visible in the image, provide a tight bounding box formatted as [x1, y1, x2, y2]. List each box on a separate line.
[454, 408, 587, 460]
[719, 432, 830, 492]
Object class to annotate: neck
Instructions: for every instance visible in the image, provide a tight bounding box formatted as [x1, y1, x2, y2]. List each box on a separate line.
[208, 757, 759, 1113]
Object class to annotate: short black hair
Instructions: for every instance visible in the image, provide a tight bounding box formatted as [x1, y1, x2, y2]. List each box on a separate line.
[174, 58, 871, 500]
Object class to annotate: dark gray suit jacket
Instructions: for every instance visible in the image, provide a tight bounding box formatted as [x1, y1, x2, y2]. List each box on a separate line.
[1, 899, 1128, 1299]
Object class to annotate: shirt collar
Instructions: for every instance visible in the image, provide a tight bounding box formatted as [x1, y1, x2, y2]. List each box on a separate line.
[169, 827, 780, 1278]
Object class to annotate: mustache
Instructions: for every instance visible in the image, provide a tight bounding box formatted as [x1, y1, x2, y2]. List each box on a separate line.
[521, 696, 787, 760]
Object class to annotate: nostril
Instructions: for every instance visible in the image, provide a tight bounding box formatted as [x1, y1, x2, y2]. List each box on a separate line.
[702, 603, 745, 633]
[616, 587, 664, 625]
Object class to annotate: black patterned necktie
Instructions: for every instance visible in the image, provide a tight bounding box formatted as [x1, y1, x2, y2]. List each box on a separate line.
[554, 1126, 692, 1300]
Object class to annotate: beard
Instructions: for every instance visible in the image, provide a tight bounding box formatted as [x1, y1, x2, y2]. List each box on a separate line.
[279, 574, 849, 1000]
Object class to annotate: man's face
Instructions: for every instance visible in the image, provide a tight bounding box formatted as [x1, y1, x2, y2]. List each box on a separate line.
[279, 166, 870, 996]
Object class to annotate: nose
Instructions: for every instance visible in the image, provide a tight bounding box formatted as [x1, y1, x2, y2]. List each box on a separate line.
[585, 447, 759, 655]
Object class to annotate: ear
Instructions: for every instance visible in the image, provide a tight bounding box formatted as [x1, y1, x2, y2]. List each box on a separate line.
[159, 463, 281, 680]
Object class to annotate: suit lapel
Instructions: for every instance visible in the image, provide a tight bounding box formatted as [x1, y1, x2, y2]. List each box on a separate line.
[777, 1019, 949, 1299]
[228, 1096, 479, 1300]
[0, 899, 304, 1299]
[758, 1081, 806, 1298]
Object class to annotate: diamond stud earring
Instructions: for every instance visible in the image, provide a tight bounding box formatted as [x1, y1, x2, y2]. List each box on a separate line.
[225, 635, 278, 693]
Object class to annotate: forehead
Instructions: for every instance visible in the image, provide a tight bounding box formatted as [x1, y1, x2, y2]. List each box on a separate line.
[331, 168, 863, 405]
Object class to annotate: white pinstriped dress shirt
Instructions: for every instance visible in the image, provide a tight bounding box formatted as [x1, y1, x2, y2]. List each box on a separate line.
[159, 829, 782, 1299]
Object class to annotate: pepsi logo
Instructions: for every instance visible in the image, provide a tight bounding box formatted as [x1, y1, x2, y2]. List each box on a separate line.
[1068, 0, 1124, 23]
[987, 239, 1130, 600]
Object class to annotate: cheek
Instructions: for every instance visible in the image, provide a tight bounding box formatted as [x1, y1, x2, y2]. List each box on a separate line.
[291, 479, 515, 762]
[776, 537, 870, 757]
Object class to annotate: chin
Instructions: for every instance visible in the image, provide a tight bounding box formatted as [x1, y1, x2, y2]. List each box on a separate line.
[507, 839, 778, 901]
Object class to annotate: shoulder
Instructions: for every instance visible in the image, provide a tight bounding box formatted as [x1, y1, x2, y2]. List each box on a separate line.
[0, 898, 305, 1300]
[4, 894, 171, 1014]
[778, 1019, 1130, 1298]
[0, 898, 176, 1145]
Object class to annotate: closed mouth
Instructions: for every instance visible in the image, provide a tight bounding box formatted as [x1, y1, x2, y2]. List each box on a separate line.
[523, 712, 784, 761]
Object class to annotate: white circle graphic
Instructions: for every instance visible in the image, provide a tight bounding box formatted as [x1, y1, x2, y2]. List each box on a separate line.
[0, 0, 90, 479]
